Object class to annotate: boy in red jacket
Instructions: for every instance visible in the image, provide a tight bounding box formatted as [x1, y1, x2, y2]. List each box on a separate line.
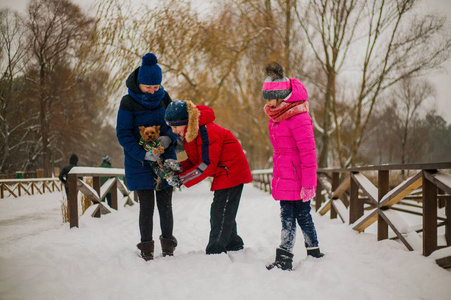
[165, 100, 252, 254]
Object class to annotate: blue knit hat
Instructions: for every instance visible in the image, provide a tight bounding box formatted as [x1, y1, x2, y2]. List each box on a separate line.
[137, 53, 162, 85]
[165, 100, 189, 126]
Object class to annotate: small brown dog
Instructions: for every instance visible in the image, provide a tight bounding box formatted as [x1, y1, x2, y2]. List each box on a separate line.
[139, 125, 164, 155]
[139, 125, 166, 190]
[138, 125, 183, 190]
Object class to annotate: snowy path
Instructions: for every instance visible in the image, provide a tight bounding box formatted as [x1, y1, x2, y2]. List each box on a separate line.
[1, 181, 450, 300]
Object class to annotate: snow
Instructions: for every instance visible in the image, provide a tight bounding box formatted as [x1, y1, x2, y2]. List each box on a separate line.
[1, 181, 451, 300]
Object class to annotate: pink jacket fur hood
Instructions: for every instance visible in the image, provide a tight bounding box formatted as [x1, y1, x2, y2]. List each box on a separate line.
[268, 78, 317, 200]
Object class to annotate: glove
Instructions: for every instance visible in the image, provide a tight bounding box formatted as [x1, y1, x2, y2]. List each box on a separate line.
[144, 151, 159, 161]
[164, 159, 182, 172]
[167, 175, 183, 188]
[157, 136, 171, 149]
[300, 187, 316, 202]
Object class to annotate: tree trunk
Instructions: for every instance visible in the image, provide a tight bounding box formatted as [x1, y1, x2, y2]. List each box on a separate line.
[318, 70, 333, 167]
[39, 63, 51, 177]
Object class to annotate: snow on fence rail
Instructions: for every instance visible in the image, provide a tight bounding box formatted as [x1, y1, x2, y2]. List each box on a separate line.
[251, 162, 451, 268]
[0, 178, 63, 199]
[67, 167, 137, 229]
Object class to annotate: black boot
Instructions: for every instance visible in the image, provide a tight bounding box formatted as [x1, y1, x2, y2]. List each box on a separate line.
[160, 235, 178, 257]
[307, 248, 324, 258]
[266, 248, 293, 271]
[137, 241, 154, 261]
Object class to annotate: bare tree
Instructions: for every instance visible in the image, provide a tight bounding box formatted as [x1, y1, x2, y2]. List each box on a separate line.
[94, 0, 286, 169]
[295, 0, 450, 167]
[392, 77, 435, 164]
[0, 9, 30, 174]
[25, 0, 96, 176]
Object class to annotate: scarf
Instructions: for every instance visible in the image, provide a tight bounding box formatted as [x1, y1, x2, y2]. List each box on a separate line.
[128, 85, 165, 109]
[264, 101, 309, 122]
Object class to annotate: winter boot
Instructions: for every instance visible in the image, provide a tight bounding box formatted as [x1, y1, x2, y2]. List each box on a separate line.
[137, 241, 154, 261]
[266, 248, 294, 271]
[307, 247, 324, 258]
[160, 235, 178, 257]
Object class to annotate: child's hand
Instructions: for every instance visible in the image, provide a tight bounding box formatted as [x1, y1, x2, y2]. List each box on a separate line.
[167, 175, 182, 188]
[300, 187, 316, 202]
[145, 151, 158, 161]
[157, 146, 164, 154]
[157, 136, 171, 149]
[164, 159, 182, 173]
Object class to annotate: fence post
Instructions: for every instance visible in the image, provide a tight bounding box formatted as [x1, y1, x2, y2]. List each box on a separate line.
[93, 176, 100, 196]
[315, 177, 323, 211]
[330, 172, 339, 219]
[377, 170, 389, 241]
[437, 188, 451, 246]
[111, 178, 118, 210]
[349, 172, 363, 224]
[134, 191, 139, 202]
[446, 196, 451, 246]
[68, 174, 79, 228]
[422, 170, 437, 256]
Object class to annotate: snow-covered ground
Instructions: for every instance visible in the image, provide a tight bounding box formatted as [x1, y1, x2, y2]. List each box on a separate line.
[1, 181, 450, 300]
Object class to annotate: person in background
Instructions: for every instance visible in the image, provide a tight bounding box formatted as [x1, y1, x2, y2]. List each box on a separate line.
[164, 99, 253, 255]
[99, 155, 112, 207]
[116, 52, 179, 261]
[58, 153, 78, 195]
[262, 62, 324, 271]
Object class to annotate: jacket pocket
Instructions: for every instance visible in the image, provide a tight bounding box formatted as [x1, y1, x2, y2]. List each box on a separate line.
[217, 164, 229, 177]
[291, 161, 300, 180]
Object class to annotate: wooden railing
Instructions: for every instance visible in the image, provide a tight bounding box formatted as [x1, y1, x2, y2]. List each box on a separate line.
[68, 167, 136, 228]
[0, 178, 64, 199]
[251, 162, 451, 268]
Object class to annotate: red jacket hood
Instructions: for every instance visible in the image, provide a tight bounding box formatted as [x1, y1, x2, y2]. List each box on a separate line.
[184, 101, 216, 142]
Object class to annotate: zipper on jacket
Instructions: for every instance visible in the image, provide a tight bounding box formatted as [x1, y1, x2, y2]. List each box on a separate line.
[218, 164, 229, 177]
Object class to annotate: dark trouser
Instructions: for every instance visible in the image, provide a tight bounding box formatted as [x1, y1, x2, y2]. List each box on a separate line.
[279, 200, 319, 252]
[137, 187, 174, 243]
[206, 184, 244, 254]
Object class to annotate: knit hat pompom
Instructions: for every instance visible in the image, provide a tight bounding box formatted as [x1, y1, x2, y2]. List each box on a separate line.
[165, 100, 189, 126]
[265, 62, 285, 79]
[138, 52, 162, 86]
[142, 53, 158, 66]
[262, 62, 292, 100]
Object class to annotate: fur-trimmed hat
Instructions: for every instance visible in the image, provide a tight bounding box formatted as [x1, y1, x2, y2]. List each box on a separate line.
[262, 62, 292, 100]
[165, 100, 189, 126]
[137, 53, 162, 85]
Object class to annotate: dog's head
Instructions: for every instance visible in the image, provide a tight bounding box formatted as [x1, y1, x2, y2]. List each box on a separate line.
[139, 125, 161, 142]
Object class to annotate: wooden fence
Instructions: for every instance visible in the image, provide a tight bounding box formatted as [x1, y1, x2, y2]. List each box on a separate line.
[251, 162, 451, 268]
[67, 167, 136, 228]
[0, 178, 64, 199]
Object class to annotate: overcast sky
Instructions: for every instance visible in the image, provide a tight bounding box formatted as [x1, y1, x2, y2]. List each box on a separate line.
[2, 0, 451, 122]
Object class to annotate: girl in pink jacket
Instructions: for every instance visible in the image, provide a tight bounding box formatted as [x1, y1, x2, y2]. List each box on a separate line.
[263, 62, 324, 271]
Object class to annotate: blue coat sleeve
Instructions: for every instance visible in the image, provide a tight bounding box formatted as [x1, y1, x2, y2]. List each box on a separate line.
[116, 108, 146, 162]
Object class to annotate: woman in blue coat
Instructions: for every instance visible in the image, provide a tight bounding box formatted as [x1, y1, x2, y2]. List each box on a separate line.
[116, 53, 178, 261]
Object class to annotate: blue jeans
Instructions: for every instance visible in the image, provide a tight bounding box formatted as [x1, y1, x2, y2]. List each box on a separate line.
[279, 200, 319, 252]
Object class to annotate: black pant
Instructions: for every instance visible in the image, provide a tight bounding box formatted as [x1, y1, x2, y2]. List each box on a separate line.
[137, 187, 173, 243]
[206, 184, 244, 254]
